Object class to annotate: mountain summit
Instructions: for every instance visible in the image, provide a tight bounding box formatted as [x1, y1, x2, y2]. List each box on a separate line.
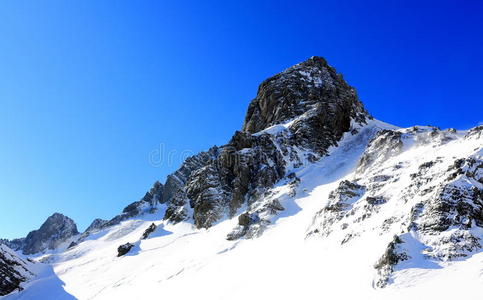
[243, 56, 368, 134]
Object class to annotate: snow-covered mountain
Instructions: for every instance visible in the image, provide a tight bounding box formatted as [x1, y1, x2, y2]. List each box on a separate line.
[1, 57, 481, 299]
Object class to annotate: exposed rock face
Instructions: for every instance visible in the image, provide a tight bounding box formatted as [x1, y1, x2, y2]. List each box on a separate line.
[306, 125, 483, 288]
[162, 152, 215, 204]
[163, 147, 220, 226]
[159, 56, 370, 234]
[0, 244, 35, 296]
[243, 56, 368, 138]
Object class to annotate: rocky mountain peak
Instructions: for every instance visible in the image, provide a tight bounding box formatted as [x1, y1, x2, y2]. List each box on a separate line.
[242, 56, 370, 134]
[21, 213, 79, 255]
[71, 57, 375, 237]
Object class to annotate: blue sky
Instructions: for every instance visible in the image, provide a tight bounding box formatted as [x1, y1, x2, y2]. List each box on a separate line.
[0, 0, 482, 239]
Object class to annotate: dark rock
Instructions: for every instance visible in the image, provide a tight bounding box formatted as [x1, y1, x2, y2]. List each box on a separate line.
[141, 223, 157, 240]
[238, 213, 260, 227]
[374, 235, 410, 288]
[117, 243, 134, 257]
[67, 241, 78, 249]
[162, 149, 217, 204]
[226, 213, 264, 241]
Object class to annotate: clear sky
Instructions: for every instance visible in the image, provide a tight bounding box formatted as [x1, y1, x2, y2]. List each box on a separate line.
[0, 0, 482, 239]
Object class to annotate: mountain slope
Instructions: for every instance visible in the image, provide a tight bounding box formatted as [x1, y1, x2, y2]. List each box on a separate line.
[1, 57, 481, 299]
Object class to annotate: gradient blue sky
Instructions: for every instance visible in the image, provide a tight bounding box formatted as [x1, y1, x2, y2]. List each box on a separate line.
[1, 0, 482, 239]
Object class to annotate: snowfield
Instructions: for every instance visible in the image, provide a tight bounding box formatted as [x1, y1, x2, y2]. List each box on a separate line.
[3, 119, 482, 300]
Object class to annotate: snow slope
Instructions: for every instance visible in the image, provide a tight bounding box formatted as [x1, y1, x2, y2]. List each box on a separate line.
[2, 120, 482, 300]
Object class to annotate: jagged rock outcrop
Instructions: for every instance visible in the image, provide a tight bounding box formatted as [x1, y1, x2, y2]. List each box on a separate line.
[159, 56, 370, 236]
[0, 244, 35, 296]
